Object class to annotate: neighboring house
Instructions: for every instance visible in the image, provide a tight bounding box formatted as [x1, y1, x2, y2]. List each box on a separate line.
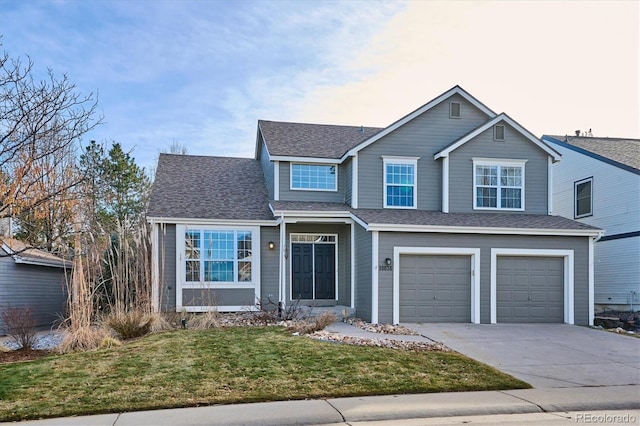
[148, 86, 602, 326]
[542, 134, 640, 311]
[0, 237, 69, 334]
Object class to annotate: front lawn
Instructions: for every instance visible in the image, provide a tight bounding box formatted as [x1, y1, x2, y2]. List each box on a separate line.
[0, 327, 530, 421]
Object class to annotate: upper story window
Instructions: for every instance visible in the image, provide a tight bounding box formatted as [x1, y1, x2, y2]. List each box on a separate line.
[291, 163, 337, 191]
[450, 102, 461, 118]
[574, 177, 593, 218]
[473, 158, 526, 211]
[383, 157, 418, 209]
[185, 228, 254, 283]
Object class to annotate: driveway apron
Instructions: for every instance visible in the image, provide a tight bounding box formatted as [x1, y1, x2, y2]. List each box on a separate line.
[405, 323, 640, 388]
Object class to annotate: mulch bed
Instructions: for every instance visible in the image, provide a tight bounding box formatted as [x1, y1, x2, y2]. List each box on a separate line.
[0, 348, 53, 364]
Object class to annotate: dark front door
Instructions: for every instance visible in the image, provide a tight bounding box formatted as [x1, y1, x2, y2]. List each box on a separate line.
[291, 242, 335, 300]
[314, 244, 335, 299]
[292, 244, 313, 299]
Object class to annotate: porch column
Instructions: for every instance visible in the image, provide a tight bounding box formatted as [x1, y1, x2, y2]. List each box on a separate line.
[279, 215, 287, 308]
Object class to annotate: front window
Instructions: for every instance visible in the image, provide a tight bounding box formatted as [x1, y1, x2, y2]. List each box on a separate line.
[185, 229, 253, 283]
[574, 177, 593, 218]
[291, 163, 337, 191]
[383, 157, 418, 208]
[473, 159, 526, 210]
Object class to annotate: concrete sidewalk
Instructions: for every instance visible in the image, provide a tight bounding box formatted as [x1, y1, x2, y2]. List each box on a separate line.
[8, 385, 640, 426]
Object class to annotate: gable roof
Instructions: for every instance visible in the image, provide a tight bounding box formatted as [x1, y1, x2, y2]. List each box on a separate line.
[342, 85, 497, 159]
[542, 135, 640, 174]
[147, 154, 274, 222]
[435, 113, 561, 161]
[0, 237, 70, 268]
[258, 120, 382, 161]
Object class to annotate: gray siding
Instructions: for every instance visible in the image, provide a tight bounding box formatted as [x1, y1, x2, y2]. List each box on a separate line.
[157, 223, 177, 311]
[357, 94, 490, 210]
[344, 157, 353, 205]
[278, 162, 347, 203]
[448, 124, 549, 214]
[284, 223, 351, 306]
[0, 257, 67, 333]
[182, 288, 255, 306]
[260, 226, 280, 307]
[354, 223, 372, 321]
[259, 138, 275, 200]
[376, 233, 591, 325]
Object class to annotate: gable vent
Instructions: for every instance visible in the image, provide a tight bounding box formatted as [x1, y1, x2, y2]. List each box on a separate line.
[450, 102, 461, 118]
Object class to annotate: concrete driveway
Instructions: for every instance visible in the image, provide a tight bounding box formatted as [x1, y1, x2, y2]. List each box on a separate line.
[405, 323, 640, 388]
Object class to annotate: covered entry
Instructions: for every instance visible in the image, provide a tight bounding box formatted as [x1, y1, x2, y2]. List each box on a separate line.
[393, 247, 481, 324]
[291, 234, 336, 300]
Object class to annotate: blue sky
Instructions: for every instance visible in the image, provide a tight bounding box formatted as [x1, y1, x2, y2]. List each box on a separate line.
[1, 1, 638, 173]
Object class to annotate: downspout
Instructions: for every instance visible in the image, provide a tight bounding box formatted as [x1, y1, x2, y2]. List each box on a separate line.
[589, 230, 605, 326]
[279, 213, 286, 313]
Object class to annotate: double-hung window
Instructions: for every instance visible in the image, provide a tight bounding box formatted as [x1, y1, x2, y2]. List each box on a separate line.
[291, 163, 337, 191]
[184, 228, 256, 284]
[383, 157, 418, 208]
[574, 177, 593, 218]
[473, 159, 526, 210]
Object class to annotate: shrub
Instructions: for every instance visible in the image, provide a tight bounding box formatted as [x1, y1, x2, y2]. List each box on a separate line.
[287, 311, 337, 334]
[189, 311, 220, 330]
[0, 305, 37, 350]
[103, 310, 153, 340]
[57, 325, 110, 354]
[99, 335, 122, 349]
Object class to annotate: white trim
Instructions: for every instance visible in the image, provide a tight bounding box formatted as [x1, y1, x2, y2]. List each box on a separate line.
[392, 247, 481, 325]
[490, 248, 574, 324]
[290, 163, 338, 192]
[362, 223, 601, 237]
[342, 86, 496, 160]
[271, 155, 340, 164]
[274, 160, 280, 201]
[442, 156, 449, 213]
[588, 237, 595, 326]
[351, 155, 359, 209]
[434, 114, 561, 162]
[472, 158, 527, 212]
[279, 215, 286, 306]
[289, 233, 339, 301]
[151, 223, 159, 312]
[350, 223, 355, 309]
[148, 217, 277, 227]
[371, 231, 379, 324]
[547, 156, 553, 215]
[184, 305, 257, 313]
[383, 157, 419, 209]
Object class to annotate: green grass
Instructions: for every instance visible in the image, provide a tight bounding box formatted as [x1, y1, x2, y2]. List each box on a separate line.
[0, 327, 530, 421]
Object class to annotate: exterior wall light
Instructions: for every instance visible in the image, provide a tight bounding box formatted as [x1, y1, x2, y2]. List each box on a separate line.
[268, 241, 275, 250]
[385, 258, 392, 266]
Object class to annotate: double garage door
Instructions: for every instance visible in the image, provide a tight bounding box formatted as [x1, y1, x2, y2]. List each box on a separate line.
[398, 254, 564, 323]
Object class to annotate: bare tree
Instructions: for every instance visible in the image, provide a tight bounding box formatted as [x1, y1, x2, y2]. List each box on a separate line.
[0, 49, 100, 252]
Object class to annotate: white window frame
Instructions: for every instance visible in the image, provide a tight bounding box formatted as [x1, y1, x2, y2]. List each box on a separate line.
[383, 156, 419, 209]
[290, 163, 337, 192]
[574, 177, 593, 219]
[472, 158, 527, 211]
[450, 101, 461, 118]
[494, 124, 505, 141]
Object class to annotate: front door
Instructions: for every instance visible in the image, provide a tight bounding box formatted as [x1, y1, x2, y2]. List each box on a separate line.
[291, 242, 335, 300]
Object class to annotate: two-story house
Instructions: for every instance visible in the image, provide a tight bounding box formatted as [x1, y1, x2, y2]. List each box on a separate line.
[147, 86, 601, 325]
[542, 134, 640, 312]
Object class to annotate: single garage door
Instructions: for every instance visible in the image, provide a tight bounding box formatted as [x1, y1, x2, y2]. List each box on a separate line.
[399, 255, 471, 323]
[497, 256, 564, 323]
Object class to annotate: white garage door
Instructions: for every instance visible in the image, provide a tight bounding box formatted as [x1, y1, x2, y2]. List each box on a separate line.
[399, 255, 471, 323]
[497, 256, 564, 323]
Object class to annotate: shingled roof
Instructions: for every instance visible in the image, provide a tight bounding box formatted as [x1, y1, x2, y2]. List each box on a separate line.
[544, 135, 640, 173]
[148, 154, 274, 221]
[270, 201, 601, 234]
[259, 120, 383, 159]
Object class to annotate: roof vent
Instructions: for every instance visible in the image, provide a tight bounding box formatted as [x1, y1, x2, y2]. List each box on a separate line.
[359, 125, 364, 133]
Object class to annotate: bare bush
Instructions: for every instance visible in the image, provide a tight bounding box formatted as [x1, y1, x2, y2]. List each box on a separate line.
[0, 305, 37, 349]
[287, 312, 337, 335]
[57, 325, 110, 354]
[188, 311, 220, 330]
